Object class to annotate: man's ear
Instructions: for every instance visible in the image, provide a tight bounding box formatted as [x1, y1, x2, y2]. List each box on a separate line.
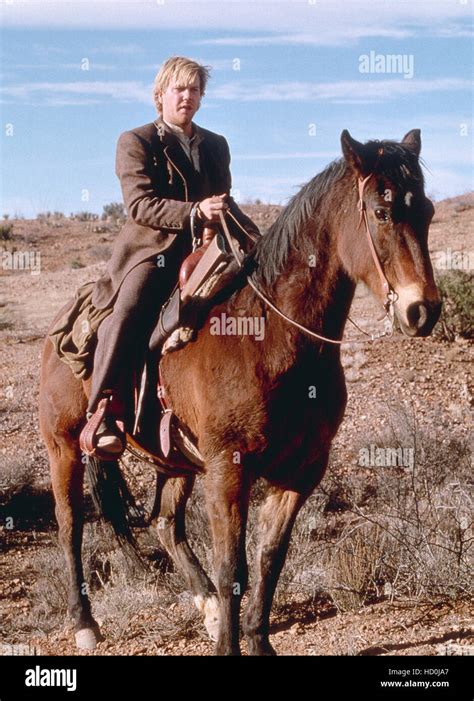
[341, 130, 369, 176]
[401, 129, 421, 157]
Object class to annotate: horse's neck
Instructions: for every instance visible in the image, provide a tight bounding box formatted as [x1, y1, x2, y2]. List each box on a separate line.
[229, 180, 356, 371]
[271, 217, 355, 347]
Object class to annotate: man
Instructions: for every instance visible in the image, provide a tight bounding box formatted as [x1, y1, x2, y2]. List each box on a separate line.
[82, 56, 260, 456]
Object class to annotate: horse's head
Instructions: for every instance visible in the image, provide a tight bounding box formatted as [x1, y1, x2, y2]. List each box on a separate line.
[339, 129, 441, 337]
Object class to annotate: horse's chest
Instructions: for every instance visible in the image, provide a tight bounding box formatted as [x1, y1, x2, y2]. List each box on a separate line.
[248, 359, 347, 468]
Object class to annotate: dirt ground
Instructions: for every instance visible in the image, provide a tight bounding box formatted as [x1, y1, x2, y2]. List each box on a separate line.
[0, 195, 472, 656]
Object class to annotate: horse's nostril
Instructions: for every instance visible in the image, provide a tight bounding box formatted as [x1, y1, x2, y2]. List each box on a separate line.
[407, 302, 427, 329]
[406, 301, 441, 336]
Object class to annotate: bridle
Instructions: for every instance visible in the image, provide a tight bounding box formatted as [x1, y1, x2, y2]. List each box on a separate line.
[218, 173, 399, 346]
[356, 173, 398, 316]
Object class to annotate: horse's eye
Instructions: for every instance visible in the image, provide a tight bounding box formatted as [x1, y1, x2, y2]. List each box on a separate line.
[375, 208, 390, 222]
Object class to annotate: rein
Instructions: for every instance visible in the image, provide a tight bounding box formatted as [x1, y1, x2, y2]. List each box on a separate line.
[219, 174, 398, 346]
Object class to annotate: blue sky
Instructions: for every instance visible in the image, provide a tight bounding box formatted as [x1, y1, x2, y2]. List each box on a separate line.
[0, 0, 472, 217]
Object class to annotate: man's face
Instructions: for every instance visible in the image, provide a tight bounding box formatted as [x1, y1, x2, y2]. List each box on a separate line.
[160, 74, 201, 128]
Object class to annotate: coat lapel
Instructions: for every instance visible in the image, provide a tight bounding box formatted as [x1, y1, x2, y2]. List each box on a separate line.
[152, 117, 227, 198]
[198, 137, 224, 193]
[153, 118, 203, 200]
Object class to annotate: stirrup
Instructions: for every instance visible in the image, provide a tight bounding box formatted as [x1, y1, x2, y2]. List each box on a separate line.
[158, 409, 204, 470]
[80, 392, 126, 461]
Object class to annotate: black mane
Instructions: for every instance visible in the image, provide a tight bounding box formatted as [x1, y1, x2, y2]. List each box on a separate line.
[251, 140, 425, 288]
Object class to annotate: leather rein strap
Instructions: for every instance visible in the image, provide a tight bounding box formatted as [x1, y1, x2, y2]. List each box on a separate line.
[219, 174, 397, 346]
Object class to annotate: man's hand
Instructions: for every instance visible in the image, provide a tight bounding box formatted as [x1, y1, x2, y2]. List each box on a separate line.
[198, 194, 229, 222]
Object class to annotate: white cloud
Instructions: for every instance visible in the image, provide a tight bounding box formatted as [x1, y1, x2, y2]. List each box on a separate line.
[132, 58, 240, 72]
[209, 78, 471, 104]
[32, 43, 67, 56]
[433, 26, 474, 39]
[0, 80, 151, 105]
[196, 23, 473, 47]
[2, 76, 470, 107]
[28, 42, 143, 57]
[9, 62, 115, 71]
[88, 42, 146, 55]
[1, 0, 471, 38]
[196, 28, 417, 47]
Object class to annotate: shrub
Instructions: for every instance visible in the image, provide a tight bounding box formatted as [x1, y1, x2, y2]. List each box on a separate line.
[435, 270, 474, 341]
[327, 524, 387, 612]
[0, 457, 34, 508]
[102, 202, 126, 223]
[0, 308, 13, 331]
[0, 457, 55, 532]
[74, 212, 98, 222]
[319, 405, 473, 605]
[0, 223, 13, 241]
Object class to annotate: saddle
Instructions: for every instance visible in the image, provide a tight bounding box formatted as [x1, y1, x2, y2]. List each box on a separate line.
[80, 227, 247, 474]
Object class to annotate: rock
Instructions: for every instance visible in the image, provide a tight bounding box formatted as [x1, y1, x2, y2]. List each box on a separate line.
[289, 623, 304, 636]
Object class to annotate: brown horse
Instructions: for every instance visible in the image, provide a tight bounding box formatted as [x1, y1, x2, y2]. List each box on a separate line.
[39, 129, 441, 655]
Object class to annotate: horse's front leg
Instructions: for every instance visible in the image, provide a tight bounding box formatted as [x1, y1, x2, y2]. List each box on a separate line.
[242, 453, 329, 656]
[203, 455, 251, 656]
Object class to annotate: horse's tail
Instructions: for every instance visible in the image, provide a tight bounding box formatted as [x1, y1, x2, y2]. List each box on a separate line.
[84, 455, 145, 560]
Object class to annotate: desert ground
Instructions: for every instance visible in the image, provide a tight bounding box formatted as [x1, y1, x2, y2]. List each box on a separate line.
[0, 195, 472, 656]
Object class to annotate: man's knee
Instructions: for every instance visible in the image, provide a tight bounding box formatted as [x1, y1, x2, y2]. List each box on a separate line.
[114, 265, 161, 316]
[108, 265, 175, 335]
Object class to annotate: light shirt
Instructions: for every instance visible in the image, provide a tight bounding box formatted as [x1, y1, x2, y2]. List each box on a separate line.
[163, 119, 204, 172]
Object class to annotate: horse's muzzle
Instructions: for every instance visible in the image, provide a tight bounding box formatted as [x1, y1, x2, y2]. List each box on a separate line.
[400, 300, 442, 337]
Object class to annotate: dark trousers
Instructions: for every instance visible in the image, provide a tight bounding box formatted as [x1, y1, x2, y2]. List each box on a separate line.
[88, 256, 180, 415]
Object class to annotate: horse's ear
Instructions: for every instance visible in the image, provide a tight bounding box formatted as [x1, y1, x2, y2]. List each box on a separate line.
[401, 129, 421, 157]
[340, 130, 368, 175]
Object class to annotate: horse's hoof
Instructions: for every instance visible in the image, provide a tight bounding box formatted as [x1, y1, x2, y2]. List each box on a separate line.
[194, 594, 220, 642]
[75, 627, 100, 650]
[245, 637, 277, 656]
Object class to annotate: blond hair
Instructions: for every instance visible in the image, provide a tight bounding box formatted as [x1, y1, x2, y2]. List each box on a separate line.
[153, 56, 211, 114]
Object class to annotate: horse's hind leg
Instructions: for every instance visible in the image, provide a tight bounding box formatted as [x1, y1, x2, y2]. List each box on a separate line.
[242, 453, 329, 656]
[39, 342, 100, 649]
[152, 474, 220, 641]
[48, 437, 101, 649]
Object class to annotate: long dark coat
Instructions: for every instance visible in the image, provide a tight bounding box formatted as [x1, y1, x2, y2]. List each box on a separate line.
[91, 117, 260, 309]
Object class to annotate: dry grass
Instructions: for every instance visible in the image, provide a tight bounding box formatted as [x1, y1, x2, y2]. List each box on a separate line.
[1, 406, 471, 637]
[311, 406, 473, 609]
